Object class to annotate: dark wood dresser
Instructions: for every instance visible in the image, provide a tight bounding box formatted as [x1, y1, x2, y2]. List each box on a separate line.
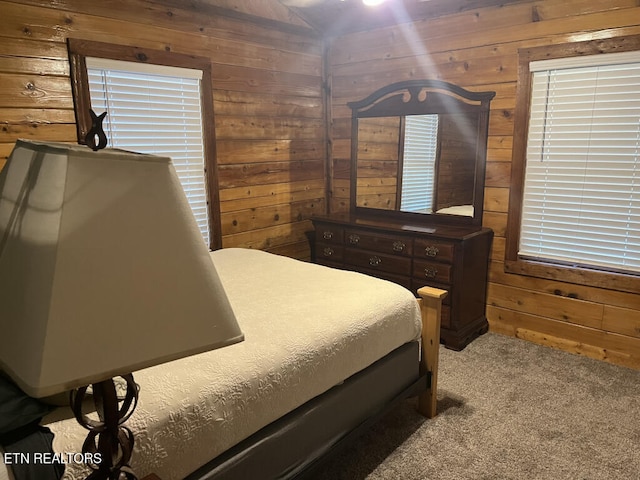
[310, 213, 493, 350]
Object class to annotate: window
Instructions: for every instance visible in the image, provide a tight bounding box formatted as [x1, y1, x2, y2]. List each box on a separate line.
[400, 114, 439, 213]
[506, 36, 640, 293]
[67, 39, 222, 250]
[86, 58, 210, 246]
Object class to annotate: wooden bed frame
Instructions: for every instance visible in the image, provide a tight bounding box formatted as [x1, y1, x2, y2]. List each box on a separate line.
[415, 286, 448, 418]
[157, 286, 447, 480]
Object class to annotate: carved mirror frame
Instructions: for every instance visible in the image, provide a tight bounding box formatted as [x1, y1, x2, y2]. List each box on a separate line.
[349, 79, 495, 226]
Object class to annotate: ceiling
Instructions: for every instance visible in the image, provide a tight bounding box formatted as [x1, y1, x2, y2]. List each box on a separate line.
[278, 0, 532, 37]
[187, 0, 533, 39]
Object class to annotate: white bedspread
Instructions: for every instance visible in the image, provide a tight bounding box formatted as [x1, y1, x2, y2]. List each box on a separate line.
[4, 248, 421, 480]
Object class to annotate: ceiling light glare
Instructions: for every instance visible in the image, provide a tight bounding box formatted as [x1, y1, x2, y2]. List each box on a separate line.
[362, 0, 386, 6]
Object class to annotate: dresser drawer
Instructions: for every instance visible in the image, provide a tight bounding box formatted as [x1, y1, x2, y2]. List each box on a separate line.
[347, 249, 412, 276]
[314, 224, 344, 244]
[344, 229, 413, 256]
[413, 259, 453, 284]
[317, 244, 344, 263]
[414, 239, 455, 263]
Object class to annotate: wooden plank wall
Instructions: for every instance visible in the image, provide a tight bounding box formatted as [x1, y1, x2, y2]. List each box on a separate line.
[435, 114, 476, 211]
[328, 0, 640, 369]
[355, 116, 400, 210]
[0, 0, 325, 260]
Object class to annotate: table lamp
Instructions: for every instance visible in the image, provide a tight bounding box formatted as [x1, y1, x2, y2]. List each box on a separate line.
[0, 139, 244, 479]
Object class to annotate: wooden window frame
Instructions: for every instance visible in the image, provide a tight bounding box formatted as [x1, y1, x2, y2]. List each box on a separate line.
[505, 34, 640, 294]
[67, 38, 223, 251]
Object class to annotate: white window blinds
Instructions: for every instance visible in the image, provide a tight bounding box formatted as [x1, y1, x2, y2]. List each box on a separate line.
[520, 52, 640, 274]
[400, 114, 439, 213]
[85, 57, 210, 246]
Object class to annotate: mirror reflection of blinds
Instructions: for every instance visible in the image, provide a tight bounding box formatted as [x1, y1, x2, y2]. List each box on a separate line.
[520, 52, 640, 274]
[85, 57, 210, 246]
[401, 114, 439, 213]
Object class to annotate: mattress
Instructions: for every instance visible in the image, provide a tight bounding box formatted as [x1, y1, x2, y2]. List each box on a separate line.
[2, 248, 421, 480]
[436, 204, 474, 216]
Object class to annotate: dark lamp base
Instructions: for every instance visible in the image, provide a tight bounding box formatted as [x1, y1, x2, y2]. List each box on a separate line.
[70, 374, 139, 480]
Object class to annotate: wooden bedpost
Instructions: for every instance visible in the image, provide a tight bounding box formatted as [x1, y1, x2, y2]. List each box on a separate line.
[416, 286, 447, 419]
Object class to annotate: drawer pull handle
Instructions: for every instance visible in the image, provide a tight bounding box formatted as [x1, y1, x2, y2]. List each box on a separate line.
[424, 246, 439, 257]
[392, 241, 406, 252]
[369, 256, 381, 267]
[323, 247, 334, 257]
[424, 266, 438, 278]
[323, 231, 333, 240]
[349, 234, 360, 245]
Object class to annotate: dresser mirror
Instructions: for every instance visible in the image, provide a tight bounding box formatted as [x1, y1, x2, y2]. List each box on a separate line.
[349, 80, 495, 226]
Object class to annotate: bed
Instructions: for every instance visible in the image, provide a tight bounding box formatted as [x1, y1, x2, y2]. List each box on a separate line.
[1, 247, 445, 480]
[436, 205, 474, 217]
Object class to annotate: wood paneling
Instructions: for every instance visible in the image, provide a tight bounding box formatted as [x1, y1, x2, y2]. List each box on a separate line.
[0, 0, 325, 260]
[2, 0, 639, 368]
[355, 116, 400, 210]
[328, 0, 640, 369]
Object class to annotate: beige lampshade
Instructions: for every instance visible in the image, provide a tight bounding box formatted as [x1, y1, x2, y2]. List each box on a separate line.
[0, 139, 243, 398]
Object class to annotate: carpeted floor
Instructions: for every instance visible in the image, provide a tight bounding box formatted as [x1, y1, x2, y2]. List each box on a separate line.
[311, 332, 640, 479]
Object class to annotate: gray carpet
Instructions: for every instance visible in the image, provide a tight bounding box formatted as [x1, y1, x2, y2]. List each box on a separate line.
[311, 332, 640, 479]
